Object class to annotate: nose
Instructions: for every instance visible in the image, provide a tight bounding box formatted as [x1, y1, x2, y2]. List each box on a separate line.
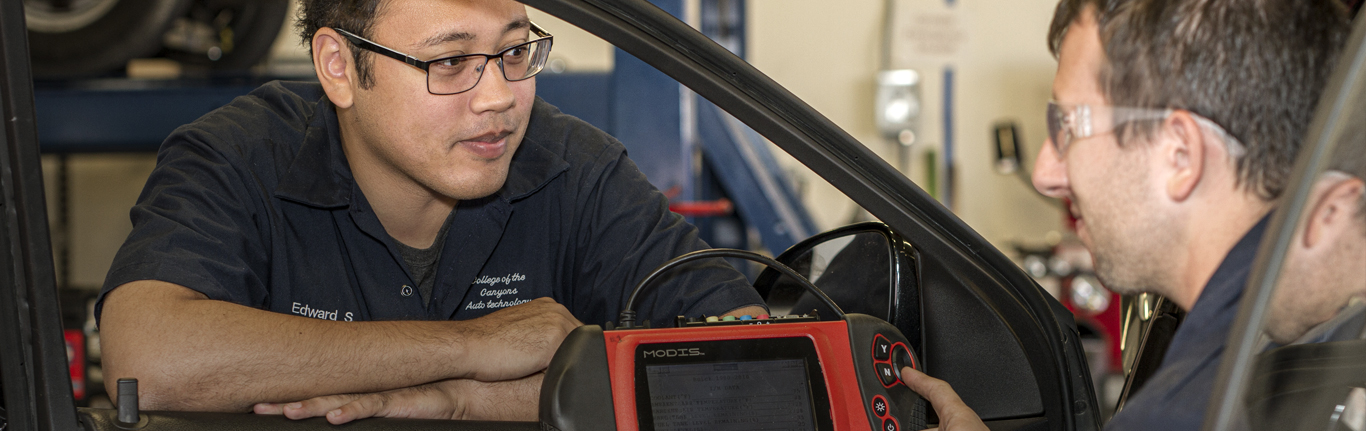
[1032, 137, 1071, 199]
[468, 57, 517, 113]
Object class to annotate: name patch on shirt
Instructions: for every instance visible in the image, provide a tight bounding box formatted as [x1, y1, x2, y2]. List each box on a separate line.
[291, 302, 354, 321]
[465, 273, 531, 311]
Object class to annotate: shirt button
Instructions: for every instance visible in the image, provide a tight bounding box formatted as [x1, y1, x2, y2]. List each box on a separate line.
[401, 285, 414, 297]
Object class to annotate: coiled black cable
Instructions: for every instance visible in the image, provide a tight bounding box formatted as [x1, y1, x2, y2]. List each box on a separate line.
[618, 248, 846, 328]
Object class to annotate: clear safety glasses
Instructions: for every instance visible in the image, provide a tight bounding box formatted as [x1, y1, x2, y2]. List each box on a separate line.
[1046, 101, 1245, 158]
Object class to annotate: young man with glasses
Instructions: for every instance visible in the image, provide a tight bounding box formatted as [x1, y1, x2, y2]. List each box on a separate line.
[899, 0, 1351, 429]
[95, 0, 764, 422]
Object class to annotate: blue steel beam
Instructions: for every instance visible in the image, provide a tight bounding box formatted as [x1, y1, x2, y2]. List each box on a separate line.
[33, 73, 611, 153]
[607, 0, 693, 200]
[696, 100, 817, 252]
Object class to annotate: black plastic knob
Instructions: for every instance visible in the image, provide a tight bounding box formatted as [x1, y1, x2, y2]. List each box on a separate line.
[116, 378, 139, 425]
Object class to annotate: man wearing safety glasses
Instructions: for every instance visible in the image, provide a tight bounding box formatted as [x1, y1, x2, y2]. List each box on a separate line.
[901, 0, 1352, 430]
[94, 0, 765, 422]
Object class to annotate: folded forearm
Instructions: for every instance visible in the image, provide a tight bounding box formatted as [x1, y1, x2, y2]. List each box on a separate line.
[460, 372, 543, 421]
[99, 281, 475, 411]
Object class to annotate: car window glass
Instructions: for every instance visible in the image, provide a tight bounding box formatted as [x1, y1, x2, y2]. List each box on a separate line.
[527, 6, 872, 254]
[765, 231, 893, 318]
[1238, 68, 1366, 431]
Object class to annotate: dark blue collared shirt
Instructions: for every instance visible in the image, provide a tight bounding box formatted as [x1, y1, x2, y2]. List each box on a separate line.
[1105, 216, 1271, 430]
[97, 81, 762, 327]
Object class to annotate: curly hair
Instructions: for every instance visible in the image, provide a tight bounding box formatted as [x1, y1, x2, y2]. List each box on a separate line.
[296, 0, 388, 89]
[1046, 0, 1351, 201]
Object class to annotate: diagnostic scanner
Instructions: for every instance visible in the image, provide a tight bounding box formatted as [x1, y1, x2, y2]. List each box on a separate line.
[539, 249, 926, 431]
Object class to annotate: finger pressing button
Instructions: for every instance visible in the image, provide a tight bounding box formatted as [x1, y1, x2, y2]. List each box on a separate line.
[892, 343, 916, 372]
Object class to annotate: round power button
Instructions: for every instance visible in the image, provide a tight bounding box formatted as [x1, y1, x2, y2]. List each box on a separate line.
[882, 417, 899, 431]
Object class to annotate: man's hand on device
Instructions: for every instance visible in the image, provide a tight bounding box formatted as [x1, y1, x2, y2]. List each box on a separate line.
[900, 367, 988, 431]
[724, 305, 768, 318]
[255, 372, 545, 424]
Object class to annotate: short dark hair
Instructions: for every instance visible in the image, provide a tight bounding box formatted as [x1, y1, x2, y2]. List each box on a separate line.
[297, 0, 388, 89]
[1047, 0, 1351, 201]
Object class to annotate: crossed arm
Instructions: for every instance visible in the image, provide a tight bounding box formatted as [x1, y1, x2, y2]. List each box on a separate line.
[98, 280, 582, 414]
[254, 304, 766, 424]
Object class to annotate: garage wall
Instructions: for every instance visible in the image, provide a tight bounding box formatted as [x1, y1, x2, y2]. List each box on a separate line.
[747, 0, 1065, 252]
[42, 155, 157, 289]
[47, 0, 1067, 289]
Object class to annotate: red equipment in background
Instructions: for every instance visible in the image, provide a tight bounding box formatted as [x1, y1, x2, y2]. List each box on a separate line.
[63, 328, 85, 401]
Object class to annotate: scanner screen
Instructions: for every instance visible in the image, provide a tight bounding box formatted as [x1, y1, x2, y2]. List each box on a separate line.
[645, 358, 817, 431]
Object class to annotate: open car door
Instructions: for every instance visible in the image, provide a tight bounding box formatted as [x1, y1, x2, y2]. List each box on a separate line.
[520, 1, 1100, 430]
[0, 0, 1100, 430]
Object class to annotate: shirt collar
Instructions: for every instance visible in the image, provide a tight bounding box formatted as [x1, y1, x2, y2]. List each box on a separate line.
[500, 97, 570, 202]
[1154, 214, 1272, 385]
[1186, 214, 1273, 320]
[274, 94, 569, 207]
[1292, 303, 1366, 344]
[274, 93, 354, 208]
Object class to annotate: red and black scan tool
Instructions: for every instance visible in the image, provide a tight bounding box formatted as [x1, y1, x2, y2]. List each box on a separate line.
[539, 249, 925, 431]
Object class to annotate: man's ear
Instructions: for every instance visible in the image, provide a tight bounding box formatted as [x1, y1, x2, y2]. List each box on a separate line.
[1161, 110, 1207, 202]
[312, 28, 355, 109]
[1303, 173, 1365, 249]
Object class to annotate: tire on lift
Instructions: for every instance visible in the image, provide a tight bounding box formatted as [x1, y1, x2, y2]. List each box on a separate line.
[25, 0, 290, 79]
[159, 0, 292, 73]
[26, 0, 191, 79]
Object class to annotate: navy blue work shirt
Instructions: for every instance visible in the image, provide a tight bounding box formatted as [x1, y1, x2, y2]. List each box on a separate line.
[1105, 216, 1270, 430]
[96, 81, 762, 327]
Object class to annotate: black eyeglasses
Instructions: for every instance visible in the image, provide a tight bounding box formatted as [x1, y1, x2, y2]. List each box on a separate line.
[334, 22, 553, 95]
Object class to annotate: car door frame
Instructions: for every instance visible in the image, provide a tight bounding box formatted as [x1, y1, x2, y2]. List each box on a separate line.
[0, 0, 84, 429]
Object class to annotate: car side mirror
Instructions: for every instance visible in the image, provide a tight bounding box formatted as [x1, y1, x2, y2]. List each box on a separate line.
[754, 222, 922, 352]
